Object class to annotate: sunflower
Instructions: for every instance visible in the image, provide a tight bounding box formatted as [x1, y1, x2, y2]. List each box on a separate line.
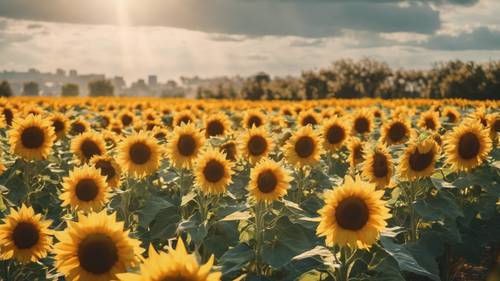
[0, 204, 53, 263]
[9, 114, 56, 161]
[71, 131, 107, 163]
[49, 112, 70, 139]
[118, 111, 135, 127]
[54, 210, 143, 281]
[167, 123, 205, 169]
[248, 158, 292, 203]
[118, 132, 162, 177]
[173, 110, 196, 127]
[297, 110, 321, 127]
[418, 111, 440, 132]
[70, 119, 90, 135]
[398, 136, 439, 180]
[316, 176, 391, 249]
[487, 113, 500, 141]
[204, 113, 231, 138]
[1, 106, 16, 126]
[151, 127, 169, 143]
[443, 120, 492, 172]
[348, 138, 365, 168]
[194, 148, 234, 194]
[351, 109, 373, 136]
[321, 117, 350, 152]
[242, 109, 266, 129]
[90, 155, 122, 188]
[60, 165, 110, 212]
[380, 118, 411, 145]
[117, 238, 221, 281]
[361, 144, 393, 189]
[284, 125, 323, 167]
[240, 126, 274, 165]
[442, 107, 460, 124]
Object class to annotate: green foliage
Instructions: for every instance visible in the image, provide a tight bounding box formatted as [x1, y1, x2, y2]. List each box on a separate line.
[88, 79, 114, 97]
[23, 81, 39, 96]
[61, 83, 79, 97]
[0, 81, 13, 97]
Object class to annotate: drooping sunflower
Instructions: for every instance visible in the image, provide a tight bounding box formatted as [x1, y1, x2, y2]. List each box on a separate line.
[398, 136, 439, 181]
[239, 126, 274, 164]
[117, 238, 221, 281]
[0, 204, 53, 263]
[361, 144, 393, 189]
[49, 112, 70, 139]
[348, 138, 365, 168]
[316, 176, 391, 249]
[71, 131, 107, 163]
[54, 210, 143, 281]
[284, 125, 323, 167]
[321, 117, 350, 152]
[70, 119, 90, 135]
[380, 118, 411, 145]
[442, 107, 460, 124]
[9, 114, 56, 161]
[443, 120, 492, 172]
[60, 165, 110, 212]
[418, 110, 441, 132]
[297, 110, 321, 127]
[351, 109, 373, 136]
[204, 113, 231, 138]
[118, 132, 162, 177]
[90, 155, 122, 188]
[167, 123, 205, 169]
[194, 148, 234, 194]
[242, 109, 266, 129]
[220, 141, 238, 162]
[248, 158, 292, 203]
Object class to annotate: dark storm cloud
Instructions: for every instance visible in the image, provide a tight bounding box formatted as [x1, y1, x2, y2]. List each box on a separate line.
[0, 0, 440, 37]
[424, 27, 500, 50]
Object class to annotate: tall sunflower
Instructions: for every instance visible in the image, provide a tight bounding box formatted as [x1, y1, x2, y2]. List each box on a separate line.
[194, 148, 234, 194]
[398, 137, 439, 180]
[9, 114, 56, 161]
[0, 205, 53, 263]
[418, 110, 440, 132]
[380, 119, 411, 145]
[248, 158, 292, 203]
[90, 155, 122, 188]
[70, 119, 90, 135]
[242, 109, 266, 129]
[71, 131, 107, 163]
[60, 165, 110, 212]
[117, 238, 221, 281]
[298, 110, 321, 127]
[321, 117, 350, 152]
[284, 125, 323, 167]
[351, 109, 373, 136]
[118, 132, 162, 178]
[204, 113, 231, 138]
[442, 107, 460, 124]
[173, 110, 196, 127]
[316, 176, 391, 249]
[167, 123, 205, 169]
[239, 126, 274, 165]
[54, 211, 143, 281]
[221, 141, 238, 162]
[49, 112, 70, 139]
[348, 137, 365, 168]
[443, 120, 492, 172]
[361, 144, 393, 189]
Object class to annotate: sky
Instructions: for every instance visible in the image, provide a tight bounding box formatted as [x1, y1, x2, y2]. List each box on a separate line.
[0, 0, 499, 82]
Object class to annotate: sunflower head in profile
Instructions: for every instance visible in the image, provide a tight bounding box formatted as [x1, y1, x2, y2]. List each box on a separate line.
[239, 126, 274, 165]
[0, 204, 53, 263]
[70, 119, 90, 135]
[117, 238, 221, 281]
[418, 110, 441, 132]
[60, 165, 110, 212]
[204, 113, 231, 138]
[90, 155, 122, 188]
[242, 109, 266, 129]
[194, 148, 234, 194]
[398, 136, 439, 181]
[9, 114, 56, 161]
[248, 158, 292, 203]
[380, 118, 411, 145]
[1, 106, 16, 127]
[351, 109, 373, 136]
[173, 110, 196, 127]
[221, 141, 239, 162]
[467, 107, 489, 128]
[441, 107, 460, 124]
[49, 112, 70, 139]
[321, 117, 350, 152]
[284, 125, 324, 167]
[361, 144, 393, 189]
[487, 113, 500, 142]
[117, 132, 162, 178]
[316, 176, 391, 249]
[443, 120, 492, 172]
[298, 110, 321, 127]
[54, 210, 143, 281]
[71, 131, 106, 163]
[167, 122, 205, 169]
[348, 138, 365, 168]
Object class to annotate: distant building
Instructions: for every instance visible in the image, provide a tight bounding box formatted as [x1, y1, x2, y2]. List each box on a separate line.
[148, 75, 158, 87]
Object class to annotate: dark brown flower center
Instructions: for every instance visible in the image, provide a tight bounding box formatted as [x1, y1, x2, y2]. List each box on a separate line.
[446, 112, 457, 123]
[247, 116, 262, 128]
[388, 122, 407, 143]
[95, 160, 116, 180]
[75, 178, 99, 202]
[53, 119, 65, 133]
[177, 135, 196, 156]
[221, 142, 237, 161]
[301, 115, 317, 126]
[78, 234, 118, 275]
[294, 136, 315, 158]
[129, 142, 152, 164]
[353, 145, 363, 164]
[203, 160, 225, 183]
[335, 196, 369, 231]
[372, 152, 389, 178]
[177, 116, 192, 126]
[206, 120, 224, 137]
[354, 117, 369, 134]
[248, 135, 267, 156]
[327, 125, 345, 145]
[409, 148, 434, 172]
[101, 116, 110, 128]
[424, 118, 436, 130]
[81, 140, 102, 160]
[154, 132, 166, 140]
[121, 115, 133, 126]
[3, 108, 13, 126]
[21, 126, 45, 149]
[257, 170, 278, 193]
[494, 119, 500, 132]
[12, 222, 39, 249]
[160, 275, 194, 281]
[71, 122, 86, 135]
[458, 132, 480, 160]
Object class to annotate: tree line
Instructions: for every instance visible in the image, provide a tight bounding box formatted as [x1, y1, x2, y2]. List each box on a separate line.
[0, 80, 114, 97]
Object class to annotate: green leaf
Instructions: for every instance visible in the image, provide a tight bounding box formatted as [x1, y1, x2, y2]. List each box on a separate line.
[430, 177, 456, 189]
[220, 210, 252, 222]
[181, 191, 196, 206]
[149, 207, 181, 240]
[220, 243, 254, 275]
[414, 190, 463, 221]
[138, 196, 174, 227]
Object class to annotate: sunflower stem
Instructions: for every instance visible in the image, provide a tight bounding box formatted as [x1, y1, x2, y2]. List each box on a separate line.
[254, 201, 266, 275]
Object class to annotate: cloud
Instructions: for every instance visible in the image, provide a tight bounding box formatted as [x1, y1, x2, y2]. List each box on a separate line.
[289, 39, 325, 47]
[27, 23, 44, 29]
[424, 26, 500, 50]
[208, 34, 247, 42]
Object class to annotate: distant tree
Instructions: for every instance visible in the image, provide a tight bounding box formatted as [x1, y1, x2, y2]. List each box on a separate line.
[23, 81, 39, 96]
[61, 83, 79, 97]
[88, 80, 114, 97]
[0, 81, 13, 97]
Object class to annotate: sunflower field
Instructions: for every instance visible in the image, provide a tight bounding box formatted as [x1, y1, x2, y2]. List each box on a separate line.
[0, 97, 498, 281]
